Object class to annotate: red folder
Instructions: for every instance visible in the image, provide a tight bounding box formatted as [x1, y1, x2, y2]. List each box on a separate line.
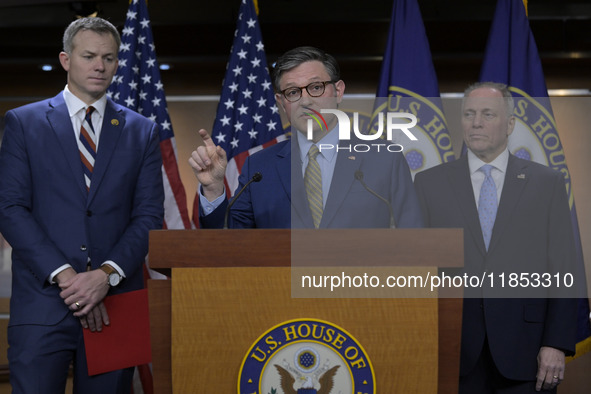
[83, 288, 152, 375]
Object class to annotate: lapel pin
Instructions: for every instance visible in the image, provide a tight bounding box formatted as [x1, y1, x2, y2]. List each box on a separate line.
[111, 119, 119, 126]
[348, 156, 356, 160]
[517, 173, 525, 179]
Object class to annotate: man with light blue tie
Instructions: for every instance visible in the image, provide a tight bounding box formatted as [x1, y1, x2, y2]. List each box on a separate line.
[190, 46, 422, 229]
[414, 82, 577, 393]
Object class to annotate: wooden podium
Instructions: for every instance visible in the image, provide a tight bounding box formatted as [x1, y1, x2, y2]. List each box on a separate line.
[148, 228, 463, 393]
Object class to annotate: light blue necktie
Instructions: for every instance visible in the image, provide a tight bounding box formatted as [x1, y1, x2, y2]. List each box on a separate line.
[478, 164, 498, 250]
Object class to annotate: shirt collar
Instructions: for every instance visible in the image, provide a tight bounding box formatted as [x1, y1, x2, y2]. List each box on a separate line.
[297, 126, 340, 163]
[63, 85, 107, 119]
[467, 148, 509, 175]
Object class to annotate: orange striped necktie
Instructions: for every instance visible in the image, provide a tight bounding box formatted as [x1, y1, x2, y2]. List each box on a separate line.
[78, 106, 97, 192]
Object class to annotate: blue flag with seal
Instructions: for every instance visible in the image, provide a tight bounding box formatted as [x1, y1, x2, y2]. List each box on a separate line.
[480, 0, 591, 357]
[369, 0, 455, 178]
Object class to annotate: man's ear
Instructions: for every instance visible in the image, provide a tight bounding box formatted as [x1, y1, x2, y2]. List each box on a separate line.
[59, 51, 70, 72]
[334, 80, 345, 104]
[507, 115, 516, 137]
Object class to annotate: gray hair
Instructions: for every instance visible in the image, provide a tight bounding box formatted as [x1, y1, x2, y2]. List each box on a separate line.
[463, 81, 515, 118]
[63, 17, 121, 54]
[272, 46, 340, 91]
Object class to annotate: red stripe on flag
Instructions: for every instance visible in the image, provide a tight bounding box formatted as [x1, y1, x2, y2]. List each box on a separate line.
[160, 139, 191, 229]
[262, 138, 279, 149]
[232, 150, 250, 175]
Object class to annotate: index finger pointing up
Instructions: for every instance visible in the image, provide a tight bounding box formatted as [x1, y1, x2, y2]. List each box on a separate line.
[198, 129, 216, 148]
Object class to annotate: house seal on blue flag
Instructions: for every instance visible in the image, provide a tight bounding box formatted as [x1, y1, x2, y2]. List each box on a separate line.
[238, 318, 375, 394]
[508, 87, 574, 208]
[370, 87, 454, 177]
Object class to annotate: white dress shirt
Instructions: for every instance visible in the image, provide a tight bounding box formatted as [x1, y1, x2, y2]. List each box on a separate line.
[48, 87, 124, 283]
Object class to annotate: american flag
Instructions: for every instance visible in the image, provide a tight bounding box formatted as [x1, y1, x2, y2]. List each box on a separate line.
[107, 0, 191, 392]
[107, 0, 191, 232]
[199, 0, 286, 218]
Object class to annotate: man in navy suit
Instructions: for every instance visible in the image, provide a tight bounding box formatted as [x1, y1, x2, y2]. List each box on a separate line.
[190, 46, 422, 229]
[414, 82, 577, 393]
[0, 17, 164, 393]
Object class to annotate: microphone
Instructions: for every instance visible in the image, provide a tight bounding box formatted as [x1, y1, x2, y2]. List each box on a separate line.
[354, 170, 396, 228]
[223, 172, 263, 229]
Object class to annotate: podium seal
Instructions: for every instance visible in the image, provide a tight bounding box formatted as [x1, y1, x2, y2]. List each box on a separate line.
[238, 318, 375, 394]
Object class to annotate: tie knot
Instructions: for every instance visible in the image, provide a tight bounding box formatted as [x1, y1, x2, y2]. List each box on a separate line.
[86, 106, 95, 116]
[308, 144, 320, 159]
[480, 164, 493, 177]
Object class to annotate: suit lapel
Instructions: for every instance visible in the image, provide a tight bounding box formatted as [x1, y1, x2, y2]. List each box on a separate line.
[275, 140, 292, 201]
[320, 149, 358, 228]
[87, 100, 124, 204]
[487, 155, 528, 253]
[47, 94, 87, 198]
[449, 156, 488, 256]
[289, 137, 314, 228]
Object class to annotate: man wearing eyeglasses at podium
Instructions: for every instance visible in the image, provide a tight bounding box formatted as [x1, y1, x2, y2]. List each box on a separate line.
[190, 46, 422, 230]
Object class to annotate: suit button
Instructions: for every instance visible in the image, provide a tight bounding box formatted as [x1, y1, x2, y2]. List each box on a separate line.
[86, 210, 92, 217]
[80, 245, 87, 251]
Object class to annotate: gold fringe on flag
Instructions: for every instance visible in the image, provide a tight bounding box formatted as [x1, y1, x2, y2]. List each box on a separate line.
[567, 335, 591, 362]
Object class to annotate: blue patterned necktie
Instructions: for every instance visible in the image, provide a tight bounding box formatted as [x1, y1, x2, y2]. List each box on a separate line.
[478, 164, 498, 250]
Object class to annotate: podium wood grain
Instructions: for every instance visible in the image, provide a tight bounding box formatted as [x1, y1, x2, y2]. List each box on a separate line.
[172, 267, 438, 393]
[148, 229, 463, 393]
[148, 279, 172, 394]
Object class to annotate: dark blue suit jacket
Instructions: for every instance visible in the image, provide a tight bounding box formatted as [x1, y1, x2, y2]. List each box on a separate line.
[414, 154, 578, 381]
[0, 93, 164, 327]
[201, 136, 423, 229]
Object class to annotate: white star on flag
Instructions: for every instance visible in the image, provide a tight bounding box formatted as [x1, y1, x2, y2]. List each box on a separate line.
[107, 0, 191, 235]
[208, 0, 287, 201]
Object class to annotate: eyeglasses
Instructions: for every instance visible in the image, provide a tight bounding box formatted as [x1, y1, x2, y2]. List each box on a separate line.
[279, 81, 336, 102]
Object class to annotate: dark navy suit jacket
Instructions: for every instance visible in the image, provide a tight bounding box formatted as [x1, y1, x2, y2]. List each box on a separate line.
[201, 135, 423, 229]
[414, 154, 578, 381]
[0, 92, 164, 327]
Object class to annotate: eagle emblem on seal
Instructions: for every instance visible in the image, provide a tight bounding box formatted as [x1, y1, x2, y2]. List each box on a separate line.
[274, 364, 340, 394]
